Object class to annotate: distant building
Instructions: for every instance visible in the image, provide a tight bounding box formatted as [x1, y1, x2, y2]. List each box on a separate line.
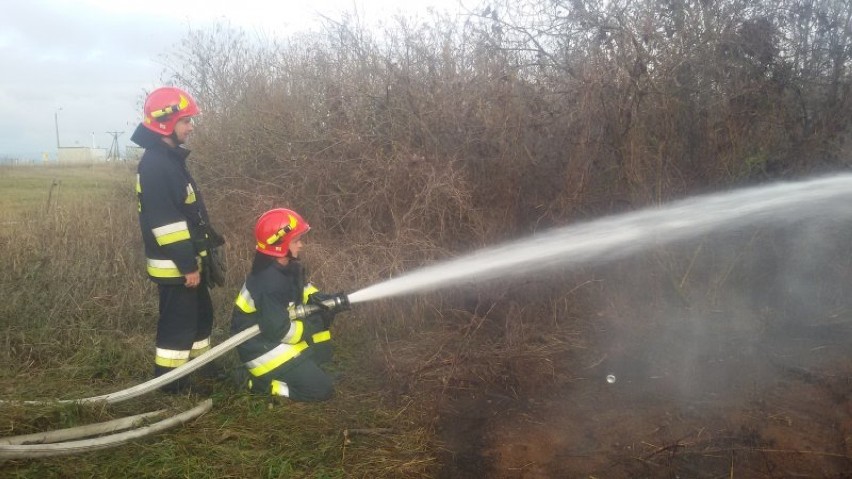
[0, 155, 40, 166]
[57, 147, 107, 165]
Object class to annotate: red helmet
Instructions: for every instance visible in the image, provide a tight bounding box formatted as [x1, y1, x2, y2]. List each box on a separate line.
[255, 208, 310, 258]
[142, 87, 200, 135]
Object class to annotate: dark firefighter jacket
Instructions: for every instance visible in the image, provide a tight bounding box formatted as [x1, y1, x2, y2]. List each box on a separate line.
[230, 260, 330, 377]
[131, 124, 211, 285]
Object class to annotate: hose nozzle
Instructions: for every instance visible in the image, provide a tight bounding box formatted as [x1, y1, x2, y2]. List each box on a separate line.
[288, 292, 350, 321]
[321, 292, 350, 311]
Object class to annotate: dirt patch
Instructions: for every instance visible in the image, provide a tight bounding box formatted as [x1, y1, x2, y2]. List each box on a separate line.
[435, 316, 852, 478]
[420, 225, 852, 478]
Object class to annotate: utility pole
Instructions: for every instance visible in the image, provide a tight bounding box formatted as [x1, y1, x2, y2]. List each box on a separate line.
[54, 107, 63, 148]
[106, 131, 124, 162]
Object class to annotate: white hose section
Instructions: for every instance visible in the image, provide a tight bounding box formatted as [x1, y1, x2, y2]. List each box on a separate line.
[0, 409, 167, 445]
[0, 399, 212, 459]
[2, 325, 261, 406]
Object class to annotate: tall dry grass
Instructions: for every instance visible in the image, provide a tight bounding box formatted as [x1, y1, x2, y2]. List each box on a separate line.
[0, 165, 159, 397]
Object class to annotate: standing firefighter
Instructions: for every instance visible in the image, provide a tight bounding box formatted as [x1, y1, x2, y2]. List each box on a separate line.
[231, 208, 347, 401]
[131, 86, 224, 393]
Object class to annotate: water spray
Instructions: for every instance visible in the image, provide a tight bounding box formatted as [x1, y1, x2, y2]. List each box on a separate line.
[347, 174, 852, 304]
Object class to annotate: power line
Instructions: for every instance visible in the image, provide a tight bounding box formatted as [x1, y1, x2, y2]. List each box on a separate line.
[105, 131, 124, 161]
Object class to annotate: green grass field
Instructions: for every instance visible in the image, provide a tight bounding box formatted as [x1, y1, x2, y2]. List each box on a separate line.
[0, 164, 126, 216]
[0, 165, 435, 478]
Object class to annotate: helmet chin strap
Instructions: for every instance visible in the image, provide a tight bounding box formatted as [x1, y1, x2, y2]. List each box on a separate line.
[160, 132, 179, 148]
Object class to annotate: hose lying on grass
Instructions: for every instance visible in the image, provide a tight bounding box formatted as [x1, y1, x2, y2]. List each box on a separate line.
[0, 325, 261, 406]
[0, 399, 212, 459]
[1, 296, 350, 406]
[0, 295, 349, 458]
[0, 409, 167, 445]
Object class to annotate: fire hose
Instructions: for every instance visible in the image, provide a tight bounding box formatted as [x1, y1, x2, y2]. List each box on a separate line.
[0, 294, 349, 459]
[1, 294, 349, 406]
[0, 399, 212, 459]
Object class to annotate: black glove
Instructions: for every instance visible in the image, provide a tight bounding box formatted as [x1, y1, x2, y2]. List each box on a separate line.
[207, 226, 226, 248]
[205, 246, 226, 288]
[307, 292, 347, 329]
[308, 292, 349, 310]
[307, 292, 332, 309]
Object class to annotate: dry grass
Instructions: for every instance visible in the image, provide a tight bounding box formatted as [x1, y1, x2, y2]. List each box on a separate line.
[0, 164, 441, 478]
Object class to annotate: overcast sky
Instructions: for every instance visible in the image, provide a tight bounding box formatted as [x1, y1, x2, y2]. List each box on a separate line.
[0, 0, 463, 160]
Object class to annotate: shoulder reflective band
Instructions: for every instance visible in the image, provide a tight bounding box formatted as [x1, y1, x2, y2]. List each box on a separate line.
[302, 283, 319, 304]
[185, 184, 196, 204]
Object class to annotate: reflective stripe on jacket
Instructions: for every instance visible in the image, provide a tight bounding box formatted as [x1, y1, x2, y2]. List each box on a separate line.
[131, 123, 210, 285]
[230, 260, 330, 375]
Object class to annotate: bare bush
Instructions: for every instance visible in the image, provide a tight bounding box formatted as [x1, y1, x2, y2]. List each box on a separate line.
[158, 0, 852, 391]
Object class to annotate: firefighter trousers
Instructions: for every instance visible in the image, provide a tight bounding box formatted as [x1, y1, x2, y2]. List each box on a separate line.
[249, 357, 334, 402]
[154, 282, 213, 382]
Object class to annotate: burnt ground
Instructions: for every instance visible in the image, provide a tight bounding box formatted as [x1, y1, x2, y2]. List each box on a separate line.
[423, 223, 852, 478]
[434, 310, 852, 478]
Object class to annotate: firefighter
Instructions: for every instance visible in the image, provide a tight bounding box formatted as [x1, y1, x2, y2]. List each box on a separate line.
[131, 86, 222, 393]
[230, 208, 343, 401]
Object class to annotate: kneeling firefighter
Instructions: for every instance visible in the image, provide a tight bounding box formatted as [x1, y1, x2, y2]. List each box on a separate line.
[230, 208, 349, 401]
